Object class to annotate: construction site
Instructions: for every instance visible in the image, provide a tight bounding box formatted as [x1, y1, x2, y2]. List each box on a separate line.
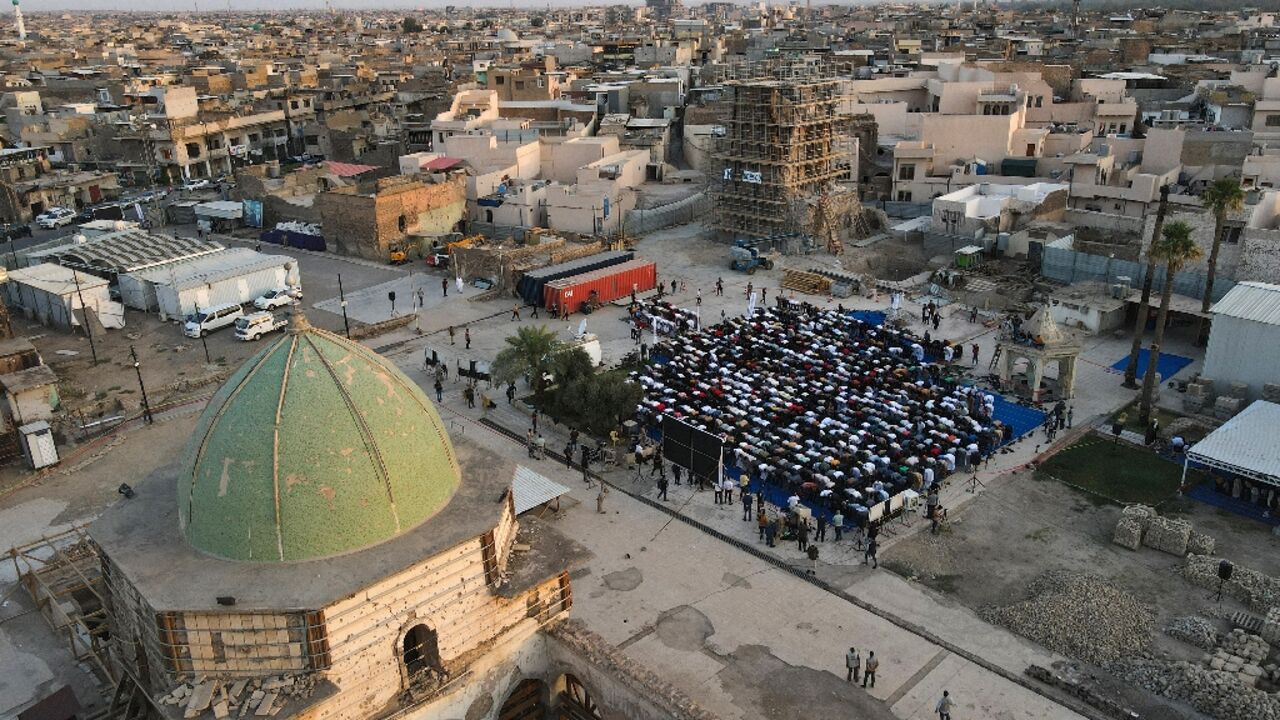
[711, 71, 871, 254]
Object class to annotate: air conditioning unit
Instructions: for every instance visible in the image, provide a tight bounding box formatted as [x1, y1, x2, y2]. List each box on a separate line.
[1111, 283, 1129, 299]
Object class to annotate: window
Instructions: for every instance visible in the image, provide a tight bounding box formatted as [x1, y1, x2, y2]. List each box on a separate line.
[495, 76, 505, 85]
[515, 81, 525, 90]
[290, 100, 299, 110]
[398, 215, 407, 232]
[1223, 223, 1244, 245]
[1119, 123, 1127, 134]
[898, 164, 915, 181]
[1035, 96, 1044, 108]
[402, 624, 440, 680]
[1266, 115, 1280, 127]
[896, 190, 912, 202]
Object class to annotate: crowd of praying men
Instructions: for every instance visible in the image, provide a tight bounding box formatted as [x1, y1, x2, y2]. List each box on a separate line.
[634, 300, 1012, 528]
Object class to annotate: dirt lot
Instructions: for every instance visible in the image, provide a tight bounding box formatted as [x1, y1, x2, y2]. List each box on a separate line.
[882, 466, 1280, 718]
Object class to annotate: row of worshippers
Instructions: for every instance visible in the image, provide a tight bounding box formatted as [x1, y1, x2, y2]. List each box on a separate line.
[629, 298, 701, 338]
[634, 303, 1007, 528]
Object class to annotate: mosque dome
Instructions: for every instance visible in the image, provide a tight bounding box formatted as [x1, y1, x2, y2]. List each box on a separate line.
[177, 317, 461, 563]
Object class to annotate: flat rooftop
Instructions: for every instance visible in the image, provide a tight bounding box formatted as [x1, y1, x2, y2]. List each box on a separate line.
[91, 433, 519, 612]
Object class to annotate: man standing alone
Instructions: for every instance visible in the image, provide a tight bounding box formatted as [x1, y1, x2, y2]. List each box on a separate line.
[935, 690, 955, 720]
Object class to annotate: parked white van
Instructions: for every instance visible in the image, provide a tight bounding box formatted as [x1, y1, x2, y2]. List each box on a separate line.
[234, 311, 287, 341]
[184, 302, 245, 338]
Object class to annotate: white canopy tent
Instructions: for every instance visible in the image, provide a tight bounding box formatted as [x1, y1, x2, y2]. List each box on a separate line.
[1184, 400, 1280, 488]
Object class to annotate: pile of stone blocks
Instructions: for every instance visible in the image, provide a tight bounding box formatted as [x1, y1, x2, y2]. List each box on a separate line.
[158, 674, 318, 719]
[1112, 505, 1212, 557]
[1112, 504, 1155, 550]
[1143, 516, 1193, 555]
[1183, 377, 1215, 413]
[1184, 554, 1280, 614]
[1203, 629, 1272, 688]
[1264, 383, 1280, 404]
[1215, 396, 1247, 420]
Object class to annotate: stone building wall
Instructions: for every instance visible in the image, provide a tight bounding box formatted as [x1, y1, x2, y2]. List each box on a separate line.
[320, 176, 465, 261]
[309, 505, 569, 719]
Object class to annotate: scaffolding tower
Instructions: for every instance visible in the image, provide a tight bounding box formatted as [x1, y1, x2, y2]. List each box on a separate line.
[712, 76, 850, 240]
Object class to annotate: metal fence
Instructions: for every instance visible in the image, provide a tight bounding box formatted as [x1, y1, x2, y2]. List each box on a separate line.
[879, 200, 934, 219]
[625, 192, 712, 236]
[1041, 245, 1235, 302]
[469, 221, 527, 241]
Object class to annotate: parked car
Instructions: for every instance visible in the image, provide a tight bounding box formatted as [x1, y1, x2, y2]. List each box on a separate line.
[234, 312, 287, 341]
[182, 178, 212, 192]
[0, 223, 31, 241]
[253, 287, 301, 310]
[183, 302, 245, 338]
[35, 207, 76, 229]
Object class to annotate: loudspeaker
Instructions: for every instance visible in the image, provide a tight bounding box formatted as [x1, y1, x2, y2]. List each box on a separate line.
[1219, 560, 1234, 582]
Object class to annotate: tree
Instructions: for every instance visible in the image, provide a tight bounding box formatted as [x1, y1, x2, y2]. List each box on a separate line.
[492, 325, 561, 397]
[530, 15, 545, 28]
[402, 16, 423, 33]
[1139, 221, 1204, 423]
[1200, 177, 1244, 314]
[1123, 186, 1169, 388]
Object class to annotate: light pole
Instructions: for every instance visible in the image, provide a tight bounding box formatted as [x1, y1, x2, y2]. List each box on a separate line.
[338, 273, 350, 338]
[130, 345, 153, 424]
[71, 269, 98, 365]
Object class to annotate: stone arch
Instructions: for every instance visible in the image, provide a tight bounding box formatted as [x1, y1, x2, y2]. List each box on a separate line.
[401, 623, 441, 682]
[554, 673, 602, 720]
[498, 678, 548, 720]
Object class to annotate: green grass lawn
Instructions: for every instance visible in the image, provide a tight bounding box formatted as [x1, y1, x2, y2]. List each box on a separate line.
[1037, 433, 1204, 506]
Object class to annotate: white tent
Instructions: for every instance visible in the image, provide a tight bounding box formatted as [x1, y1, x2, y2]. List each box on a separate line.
[1185, 400, 1280, 487]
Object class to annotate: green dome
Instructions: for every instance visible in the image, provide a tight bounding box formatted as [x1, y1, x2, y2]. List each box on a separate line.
[178, 319, 460, 563]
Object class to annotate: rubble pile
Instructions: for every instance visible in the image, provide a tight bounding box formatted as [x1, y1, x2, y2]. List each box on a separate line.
[1265, 608, 1280, 646]
[1113, 659, 1280, 720]
[1184, 554, 1280, 614]
[1163, 616, 1220, 650]
[982, 572, 1153, 664]
[158, 673, 318, 718]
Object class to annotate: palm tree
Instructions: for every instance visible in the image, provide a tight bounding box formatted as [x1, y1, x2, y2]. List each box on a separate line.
[1139, 221, 1203, 423]
[492, 325, 562, 398]
[1200, 177, 1244, 314]
[1123, 186, 1169, 388]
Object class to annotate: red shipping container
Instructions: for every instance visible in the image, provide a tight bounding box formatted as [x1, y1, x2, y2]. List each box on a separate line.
[543, 259, 657, 313]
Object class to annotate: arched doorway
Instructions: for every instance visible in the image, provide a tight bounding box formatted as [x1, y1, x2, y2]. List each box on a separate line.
[557, 674, 601, 720]
[402, 624, 441, 679]
[499, 679, 547, 720]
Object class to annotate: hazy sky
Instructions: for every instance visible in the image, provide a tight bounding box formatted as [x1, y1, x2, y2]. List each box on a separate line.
[21, 0, 659, 11]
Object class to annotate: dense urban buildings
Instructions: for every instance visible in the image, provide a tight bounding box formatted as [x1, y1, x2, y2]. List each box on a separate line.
[2, 4, 1280, 720]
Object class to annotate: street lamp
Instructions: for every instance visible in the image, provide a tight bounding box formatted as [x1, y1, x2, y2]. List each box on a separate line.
[130, 345, 153, 424]
[337, 273, 350, 338]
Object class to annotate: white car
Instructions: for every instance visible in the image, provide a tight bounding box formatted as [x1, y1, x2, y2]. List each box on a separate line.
[253, 288, 300, 310]
[35, 207, 76, 229]
[182, 178, 212, 191]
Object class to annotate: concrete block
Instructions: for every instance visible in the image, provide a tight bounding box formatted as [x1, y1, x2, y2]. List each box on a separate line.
[1143, 516, 1192, 555]
[1229, 382, 1249, 399]
[1263, 383, 1280, 401]
[1215, 396, 1245, 419]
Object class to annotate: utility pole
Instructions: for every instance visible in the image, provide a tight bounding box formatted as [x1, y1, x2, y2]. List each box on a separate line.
[338, 273, 351, 338]
[71, 270, 98, 365]
[130, 345, 153, 424]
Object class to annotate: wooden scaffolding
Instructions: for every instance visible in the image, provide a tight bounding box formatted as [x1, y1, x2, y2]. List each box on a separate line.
[712, 76, 852, 239]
